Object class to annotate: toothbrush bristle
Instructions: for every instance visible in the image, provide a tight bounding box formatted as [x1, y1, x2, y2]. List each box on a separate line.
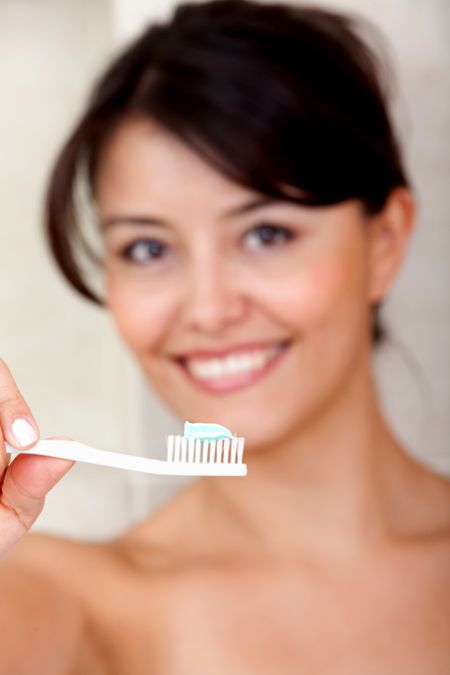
[166, 435, 245, 464]
[167, 435, 174, 462]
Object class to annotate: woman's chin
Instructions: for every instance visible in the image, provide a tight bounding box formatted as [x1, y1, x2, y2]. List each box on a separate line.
[185, 406, 294, 456]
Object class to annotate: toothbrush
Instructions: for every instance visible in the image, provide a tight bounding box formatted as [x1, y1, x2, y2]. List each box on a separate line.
[4, 435, 247, 477]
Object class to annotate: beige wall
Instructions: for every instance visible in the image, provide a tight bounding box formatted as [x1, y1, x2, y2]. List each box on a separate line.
[1, 0, 448, 540]
[0, 0, 173, 539]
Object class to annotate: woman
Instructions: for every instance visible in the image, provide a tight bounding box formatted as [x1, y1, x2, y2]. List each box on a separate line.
[1, 1, 449, 672]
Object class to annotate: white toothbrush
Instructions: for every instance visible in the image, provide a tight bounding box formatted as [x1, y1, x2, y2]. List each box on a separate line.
[4, 436, 247, 477]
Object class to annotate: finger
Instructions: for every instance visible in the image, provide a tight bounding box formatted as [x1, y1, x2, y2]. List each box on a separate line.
[1, 454, 75, 531]
[0, 359, 39, 451]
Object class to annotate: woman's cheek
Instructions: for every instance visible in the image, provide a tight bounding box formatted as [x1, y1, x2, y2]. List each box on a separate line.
[105, 277, 174, 355]
[285, 246, 371, 372]
[256, 251, 363, 332]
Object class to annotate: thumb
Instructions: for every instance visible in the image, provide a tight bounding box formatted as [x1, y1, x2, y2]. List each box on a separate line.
[2, 436, 75, 519]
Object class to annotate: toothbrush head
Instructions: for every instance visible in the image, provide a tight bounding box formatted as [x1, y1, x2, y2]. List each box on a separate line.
[165, 434, 247, 476]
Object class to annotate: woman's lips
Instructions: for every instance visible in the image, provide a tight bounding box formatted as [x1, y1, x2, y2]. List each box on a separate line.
[174, 341, 291, 393]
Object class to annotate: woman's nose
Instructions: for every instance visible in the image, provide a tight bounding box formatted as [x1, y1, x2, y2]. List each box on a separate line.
[180, 258, 247, 334]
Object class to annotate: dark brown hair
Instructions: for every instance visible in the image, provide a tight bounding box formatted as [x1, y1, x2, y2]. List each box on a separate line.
[45, 0, 410, 344]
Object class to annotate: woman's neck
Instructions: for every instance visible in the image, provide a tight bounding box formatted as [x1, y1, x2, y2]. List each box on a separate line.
[198, 361, 413, 564]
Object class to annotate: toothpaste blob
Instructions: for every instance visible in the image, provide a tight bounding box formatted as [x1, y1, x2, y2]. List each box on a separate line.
[184, 421, 233, 441]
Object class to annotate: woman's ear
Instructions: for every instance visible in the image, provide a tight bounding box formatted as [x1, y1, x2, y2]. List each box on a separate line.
[367, 187, 416, 304]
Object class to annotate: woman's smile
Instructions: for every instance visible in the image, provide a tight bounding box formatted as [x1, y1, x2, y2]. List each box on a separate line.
[173, 340, 291, 394]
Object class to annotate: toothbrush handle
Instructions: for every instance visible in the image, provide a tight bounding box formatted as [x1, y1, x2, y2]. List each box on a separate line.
[5, 439, 161, 473]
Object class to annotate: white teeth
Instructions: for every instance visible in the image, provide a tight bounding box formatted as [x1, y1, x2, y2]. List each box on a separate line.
[208, 359, 223, 377]
[227, 355, 247, 374]
[186, 345, 284, 381]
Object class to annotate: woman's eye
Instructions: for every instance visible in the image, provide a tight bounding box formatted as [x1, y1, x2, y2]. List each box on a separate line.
[121, 239, 169, 265]
[243, 223, 295, 251]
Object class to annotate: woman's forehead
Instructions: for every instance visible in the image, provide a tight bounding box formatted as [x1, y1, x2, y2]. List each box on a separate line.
[95, 116, 263, 215]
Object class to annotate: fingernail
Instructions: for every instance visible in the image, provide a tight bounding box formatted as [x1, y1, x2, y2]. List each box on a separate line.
[11, 418, 38, 447]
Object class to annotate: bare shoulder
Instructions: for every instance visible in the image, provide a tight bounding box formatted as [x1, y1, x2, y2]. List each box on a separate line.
[7, 479, 204, 599]
[3, 530, 115, 595]
[2, 484, 207, 673]
[0, 533, 111, 675]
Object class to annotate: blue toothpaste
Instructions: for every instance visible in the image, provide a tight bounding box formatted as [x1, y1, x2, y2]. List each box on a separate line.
[184, 421, 233, 441]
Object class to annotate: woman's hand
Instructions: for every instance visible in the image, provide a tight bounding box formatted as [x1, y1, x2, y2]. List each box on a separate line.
[0, 358, 74, 558]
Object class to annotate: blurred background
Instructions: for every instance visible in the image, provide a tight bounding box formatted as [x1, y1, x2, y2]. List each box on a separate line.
[0, 0, 449, 540]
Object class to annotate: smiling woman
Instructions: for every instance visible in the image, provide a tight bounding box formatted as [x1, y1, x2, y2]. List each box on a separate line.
[1, 1, 449, 674]
[93, 113, 395, 443]
[45, 0, 409, 348]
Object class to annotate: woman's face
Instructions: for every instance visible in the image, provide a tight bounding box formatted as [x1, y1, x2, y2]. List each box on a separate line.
[96, 116, 379, 449]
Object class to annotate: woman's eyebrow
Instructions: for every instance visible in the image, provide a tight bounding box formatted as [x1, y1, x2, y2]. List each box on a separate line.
[100, 215, 166, 230]
[100, 197, 278, 230]
[222, 196, 276, 218]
